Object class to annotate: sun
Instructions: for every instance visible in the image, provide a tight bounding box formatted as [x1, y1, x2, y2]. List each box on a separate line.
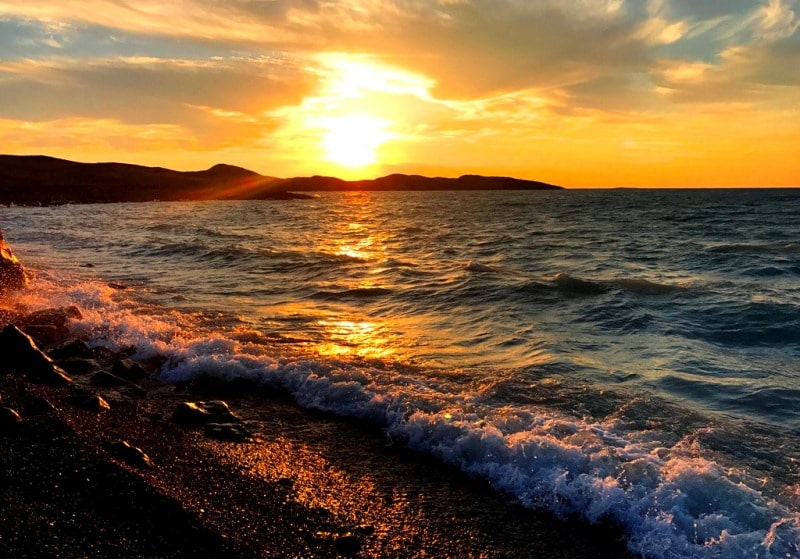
[320, 113, 392, 168]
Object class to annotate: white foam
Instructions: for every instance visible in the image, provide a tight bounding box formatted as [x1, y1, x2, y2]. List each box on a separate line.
[150, 340, 800, 558]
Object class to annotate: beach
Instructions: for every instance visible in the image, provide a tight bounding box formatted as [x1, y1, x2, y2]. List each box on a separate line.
[0, 333, 631, 558]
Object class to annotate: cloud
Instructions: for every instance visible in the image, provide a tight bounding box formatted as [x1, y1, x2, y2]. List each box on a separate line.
[756, 0, 800, 41]
[2, 1, 800, 184]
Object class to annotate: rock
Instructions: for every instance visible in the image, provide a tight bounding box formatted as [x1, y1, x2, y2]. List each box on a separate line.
[103, 440, 153, 469]
[90, 370, 129, 386]
[72, 393, 110, 413]
[19, 324, 60, 346]
[120, 384, 147, 399]
[22, 394, 57, 415]
[203, 422, 251, 442]
[57, 358, 99, 375]
[0, 229, 27, 292]
[16, 306, 82, 343]
[0, 325, 73, 386]
[0, 406, 23, 430]
[111, 358, 148, 381]
[48, 339, 93, 360]
[171, 400, 240, 426]
[333, 533, 362, 556]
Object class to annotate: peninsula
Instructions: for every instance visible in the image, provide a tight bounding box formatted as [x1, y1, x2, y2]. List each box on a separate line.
[0, 155, 562, 206]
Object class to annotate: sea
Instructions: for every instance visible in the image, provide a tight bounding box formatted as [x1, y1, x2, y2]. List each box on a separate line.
[2, 188, 799, 559]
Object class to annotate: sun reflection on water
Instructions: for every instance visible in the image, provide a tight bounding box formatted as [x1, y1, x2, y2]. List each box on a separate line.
[316, 319, 397, 360]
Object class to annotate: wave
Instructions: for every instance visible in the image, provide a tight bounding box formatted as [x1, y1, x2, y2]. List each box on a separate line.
[707, 242, 800, 255]
[156, 344, 800, 559]
[312, 287, 395, 300]
[534, 273, 690, 297]
[10, 275, 797, 559]
[465, 260, 498, 273]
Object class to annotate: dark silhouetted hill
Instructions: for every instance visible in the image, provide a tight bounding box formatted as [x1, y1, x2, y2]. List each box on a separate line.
[0, 155, 561, 205]
[277, 173, 561, 192]
[0, 155, 299, 205]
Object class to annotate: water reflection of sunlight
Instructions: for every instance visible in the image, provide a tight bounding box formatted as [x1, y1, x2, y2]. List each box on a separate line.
[316, 319, 396, 359]
[318, 192, 388, 263]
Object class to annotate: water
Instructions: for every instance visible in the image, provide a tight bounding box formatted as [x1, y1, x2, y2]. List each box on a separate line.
[2, 189, 799, 558]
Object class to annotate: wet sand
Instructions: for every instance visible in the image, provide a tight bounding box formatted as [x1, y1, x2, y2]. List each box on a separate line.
[1, 370, 633, 558]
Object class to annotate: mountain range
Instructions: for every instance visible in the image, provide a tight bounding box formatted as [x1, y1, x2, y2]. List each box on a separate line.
[0, 155, 561, 205]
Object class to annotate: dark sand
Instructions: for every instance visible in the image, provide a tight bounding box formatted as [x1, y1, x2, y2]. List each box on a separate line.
[1, 367, 633, 558]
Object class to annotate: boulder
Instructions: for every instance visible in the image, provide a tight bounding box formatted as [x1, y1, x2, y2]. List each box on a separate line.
[22, 394, 57, 415]
[171, 400, 240, 426]
[0, 229, 27, 292]
[20, 325, 60, 346]
[90, 370, 129, 386]
[103, 440, 153, 469]
[203, 422, 251, 442]
[120, 384, 147, 399]
[333, 533, 363, 557]
[48, 339, 93, 360]
[70, 390, 111, 413]
[57, 358, 99, 375]
[16, 306, 82, 343]
[111, 358, 148, 381]
[0, 324, 73, 386]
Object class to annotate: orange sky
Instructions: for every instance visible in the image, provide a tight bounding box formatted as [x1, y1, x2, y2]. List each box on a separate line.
[1, 1, 799, 187]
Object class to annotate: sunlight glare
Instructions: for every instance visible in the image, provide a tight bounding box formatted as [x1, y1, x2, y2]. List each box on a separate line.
[321, 113, 393, 168]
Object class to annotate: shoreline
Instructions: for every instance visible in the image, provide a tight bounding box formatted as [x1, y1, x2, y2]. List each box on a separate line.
[1, 327, 633, 558]
[1, 227, 631, 558]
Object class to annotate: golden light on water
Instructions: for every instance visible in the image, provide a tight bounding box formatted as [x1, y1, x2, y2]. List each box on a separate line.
[316, 319, 397, 360]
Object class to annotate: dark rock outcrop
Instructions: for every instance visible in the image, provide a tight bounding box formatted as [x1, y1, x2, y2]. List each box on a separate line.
[0, 228, 26, 292]
[0, 325, 73, 386]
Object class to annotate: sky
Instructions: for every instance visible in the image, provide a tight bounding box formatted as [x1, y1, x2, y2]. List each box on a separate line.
[1, 1, 799, 187]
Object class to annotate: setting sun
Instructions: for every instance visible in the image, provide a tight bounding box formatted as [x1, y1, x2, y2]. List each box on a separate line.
[320, 113, 392, 168]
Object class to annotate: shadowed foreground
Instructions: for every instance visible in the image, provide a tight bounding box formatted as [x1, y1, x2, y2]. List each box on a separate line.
[0, 366, 632, 559]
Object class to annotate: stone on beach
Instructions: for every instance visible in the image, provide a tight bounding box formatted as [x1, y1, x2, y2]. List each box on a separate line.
[48, 339, 93, 360]
[70, 390, 111, 413]
[0, 228, 27, 292]
[57, 358, 100, 375]
[103, 440, 153, 469]
[203, 422, 251, 442]
[0, 324, 73, 386]
[91, 370, 129, 386]
[16, 306, 83, 345]
[171, 400, 240, 426]
[111, 358, 148, 381]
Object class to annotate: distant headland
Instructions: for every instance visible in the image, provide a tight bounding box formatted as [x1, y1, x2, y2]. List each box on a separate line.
[0, 155, 562, 206]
